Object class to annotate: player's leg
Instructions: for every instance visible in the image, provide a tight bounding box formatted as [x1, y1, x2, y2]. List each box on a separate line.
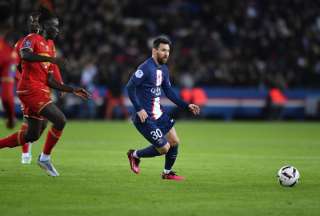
[1, 81, 16, 129]
[21, 119, 48, 164]
[127, 119, 170, 174]
[21, 121, 32, 164]
[0, 116, 42, 149]
[164, 126, 180, 172]
[161, 126, 184, 180]
[37, 103, 66, 176]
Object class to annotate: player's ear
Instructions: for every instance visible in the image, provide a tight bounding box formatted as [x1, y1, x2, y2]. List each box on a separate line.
[152, 47, 158, 54]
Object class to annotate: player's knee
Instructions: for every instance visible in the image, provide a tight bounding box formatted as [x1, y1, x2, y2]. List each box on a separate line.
[41, 121, 48, 133]
[157, 143, 170, 155]
[169, 137, 180, 146]
[157, 148, 168, 155]
[54, 115, 66, 130]
[60, 115, 67, 128]
[24, 131, 40, 143]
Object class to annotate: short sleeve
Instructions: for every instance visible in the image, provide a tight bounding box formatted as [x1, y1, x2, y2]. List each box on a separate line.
[20, 35, 37, 52]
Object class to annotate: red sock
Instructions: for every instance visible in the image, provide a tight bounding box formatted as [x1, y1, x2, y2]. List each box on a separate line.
[0, 130, 26, 149]
[20, 123, 30, 153]
[22, 143, 30, 153]
[43, 127, 63, 155]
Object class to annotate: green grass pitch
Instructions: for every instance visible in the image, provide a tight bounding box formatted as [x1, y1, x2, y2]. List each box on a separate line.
[0, 121, 320, 216]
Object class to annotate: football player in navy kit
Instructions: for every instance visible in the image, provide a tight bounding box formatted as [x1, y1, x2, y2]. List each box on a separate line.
[126, 36, 200, 181]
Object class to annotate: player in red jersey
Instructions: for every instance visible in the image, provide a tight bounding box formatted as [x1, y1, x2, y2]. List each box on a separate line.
[15, 12, 46, 164]
[15, 12, 65, 164]
[0, 8, 91, 177]
[0, 2, 17, 129]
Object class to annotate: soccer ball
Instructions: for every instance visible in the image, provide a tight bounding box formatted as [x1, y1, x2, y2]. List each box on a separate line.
[277, 165, 300, 187]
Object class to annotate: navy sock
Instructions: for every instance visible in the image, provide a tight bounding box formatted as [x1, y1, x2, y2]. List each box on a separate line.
[137, 145, 161, 158]
[165, 145, 178, 170]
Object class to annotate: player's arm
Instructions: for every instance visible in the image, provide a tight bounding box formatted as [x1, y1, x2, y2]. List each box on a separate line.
[162, 72, 200, 115]
[126, 69, 148, 122]
[126, 79, 143, 112]
[47, 73, 91, 99]
[20, 48, 65, 68]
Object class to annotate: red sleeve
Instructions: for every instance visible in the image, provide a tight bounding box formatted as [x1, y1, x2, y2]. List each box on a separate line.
[14, 38, 23, 62]
[20, 34, 38, 52]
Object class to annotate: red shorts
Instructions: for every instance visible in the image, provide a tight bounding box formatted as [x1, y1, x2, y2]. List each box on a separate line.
[17, 89, 52, 120]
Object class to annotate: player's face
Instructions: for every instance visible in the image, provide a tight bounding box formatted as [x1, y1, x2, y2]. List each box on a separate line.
[28, 15, 40, 34]
[155, 43, 170, 64]
[43, 17, 59, 39]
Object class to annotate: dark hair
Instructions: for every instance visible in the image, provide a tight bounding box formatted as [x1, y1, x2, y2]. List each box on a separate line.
[0, 1, 12, 23]
[38, 6, 57, 24]
[153, 36, 172, 49]
[30, 11, 41, 19]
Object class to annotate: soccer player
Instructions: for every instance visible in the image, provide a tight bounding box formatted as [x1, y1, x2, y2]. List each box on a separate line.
[0, 2, 17, 129]
[126, 36, 200, 181]
[15, 11, 64, 164]
[0, 9, 91, 177]
[15, 12, 46, 164]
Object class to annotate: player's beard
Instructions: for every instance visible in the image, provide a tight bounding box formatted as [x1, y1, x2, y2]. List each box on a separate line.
[29, 25, 40, 34]
[157, 55, 168, 65]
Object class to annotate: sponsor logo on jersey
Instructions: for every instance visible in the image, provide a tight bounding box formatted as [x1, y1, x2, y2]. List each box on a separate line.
[151, 87, 161, 96]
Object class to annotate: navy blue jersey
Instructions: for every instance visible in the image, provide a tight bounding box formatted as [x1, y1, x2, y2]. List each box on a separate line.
[127, 57, 188, 120]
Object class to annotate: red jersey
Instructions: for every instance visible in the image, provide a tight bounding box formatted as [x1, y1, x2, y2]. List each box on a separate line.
[14, 37, 23, 64]
[14, 35, 63, 84]
[0, 37, 17, 83]
[18, 33, 63, 93]
[14, 37, 23, 81]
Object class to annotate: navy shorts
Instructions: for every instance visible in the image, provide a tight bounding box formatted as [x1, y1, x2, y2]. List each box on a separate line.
[133, 112, 175, 148]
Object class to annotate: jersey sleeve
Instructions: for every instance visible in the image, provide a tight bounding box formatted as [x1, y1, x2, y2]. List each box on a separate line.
[128, 66, 147, 86]
[161, 68, 189, 109]
[126, 66, 148, 112]
[20, 35, 38, 52]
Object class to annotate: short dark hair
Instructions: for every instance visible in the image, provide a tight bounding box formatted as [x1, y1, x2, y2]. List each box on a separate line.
[153, 36, 171, 49]
[30, 11, 41, 19]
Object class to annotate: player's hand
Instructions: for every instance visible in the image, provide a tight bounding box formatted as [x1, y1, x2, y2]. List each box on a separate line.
[73, 88, 91, 100]
[188, 104, 200, 115]
[137, 109, 148, 123]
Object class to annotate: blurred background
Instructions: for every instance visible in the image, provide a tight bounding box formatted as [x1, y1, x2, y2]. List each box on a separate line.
[2, 0, 320, 121]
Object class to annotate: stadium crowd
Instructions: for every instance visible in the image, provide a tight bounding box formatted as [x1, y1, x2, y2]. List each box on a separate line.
[12, 0, 320, 89]
[3, 0, 320, 119]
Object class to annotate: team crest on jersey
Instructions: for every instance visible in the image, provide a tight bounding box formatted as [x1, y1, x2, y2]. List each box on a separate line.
[23, 40, 32, 48]
[135, 70, 144, 78]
